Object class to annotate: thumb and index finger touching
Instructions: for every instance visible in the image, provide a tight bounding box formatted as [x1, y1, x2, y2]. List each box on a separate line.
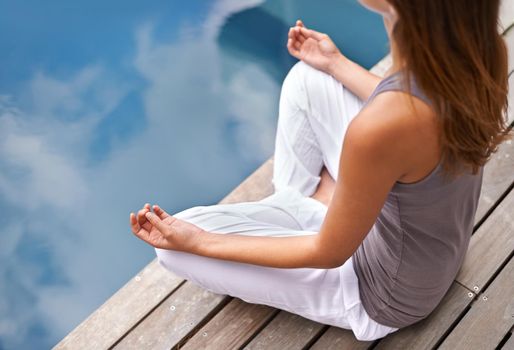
[130, 204, 173, 234]
[145, 204, 176, 232]
[144, 211, 169, 233]
[294, 19, 327, 41]
[152, 204, 171, 220]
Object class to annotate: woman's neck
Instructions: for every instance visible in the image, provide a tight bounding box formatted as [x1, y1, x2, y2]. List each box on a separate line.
[383, 14, 405, 76]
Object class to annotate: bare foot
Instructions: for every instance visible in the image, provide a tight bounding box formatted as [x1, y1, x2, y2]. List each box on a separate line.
[310, 166, 336, 207]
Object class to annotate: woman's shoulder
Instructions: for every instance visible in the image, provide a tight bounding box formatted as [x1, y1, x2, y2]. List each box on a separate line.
[350, 87, 441, 184]
[357, 85, 436, 140]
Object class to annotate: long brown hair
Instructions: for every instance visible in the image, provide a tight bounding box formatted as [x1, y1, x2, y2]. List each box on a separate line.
[386, 0, 511, 180]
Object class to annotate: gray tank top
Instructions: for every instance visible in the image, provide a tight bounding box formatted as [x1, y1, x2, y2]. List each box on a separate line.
[352, 71, 484, 328]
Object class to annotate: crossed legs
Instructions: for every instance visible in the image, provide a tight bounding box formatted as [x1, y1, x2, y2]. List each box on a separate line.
[154, 62, 397, 340]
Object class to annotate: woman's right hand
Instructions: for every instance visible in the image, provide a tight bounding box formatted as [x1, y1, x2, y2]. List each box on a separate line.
[287, 20, 345, 76]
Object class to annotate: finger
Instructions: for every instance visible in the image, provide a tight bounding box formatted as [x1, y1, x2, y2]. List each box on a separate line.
[295, 27, 308, 43]
[291, 31, 302, 49]
[290, 26, 303, 41]
[130, 213, 154, 244]
[142, 204, 152, 227]
[287, 38, 301, 59]
[289, 26, 306, 46]
[292, 27, 300, 39]
[129, 212, 141, 234]
[153, 204, 171, 220]
[288, 26, 296, 40]
[137, 208, 149, 226]
[299, 26, 326, 41]
[296, 19, 304, 27]
[145, 212, 169, 233]
[287, 40, 300, 59]
[293, 40, 301, 51]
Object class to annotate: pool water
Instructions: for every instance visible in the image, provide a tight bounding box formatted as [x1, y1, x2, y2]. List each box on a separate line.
[0, 0, 387, 348]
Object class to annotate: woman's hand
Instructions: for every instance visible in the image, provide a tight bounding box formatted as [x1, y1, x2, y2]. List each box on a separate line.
[287, 20, 346, 76]
[129, 204, 338, 269]
[129, 203, 205, 251]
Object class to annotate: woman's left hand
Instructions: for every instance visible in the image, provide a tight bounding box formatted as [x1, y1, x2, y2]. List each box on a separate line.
[129, 203, 205, 251]
[287, 19, 344, 76]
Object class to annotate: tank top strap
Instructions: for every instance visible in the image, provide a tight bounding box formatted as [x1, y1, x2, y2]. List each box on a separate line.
[365, 70, 433, 107]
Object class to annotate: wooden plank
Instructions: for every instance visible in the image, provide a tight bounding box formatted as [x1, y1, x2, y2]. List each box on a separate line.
[242, 311, 326, 350]
[310, 327, 373, 350]
[474, 131, 514, 222]
[180, 298, 277, 350]
[112, 281, 227, 349]
[374, 283, 474, 349]
[313, 284, 474, 349]
[439, 257, 514, 350]
[53, 259, 183, 350]
[476, 40, 514, 220]
[456, 186, 514, 292]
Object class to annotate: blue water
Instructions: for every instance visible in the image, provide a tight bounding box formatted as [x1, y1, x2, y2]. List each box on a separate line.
[0, 1, 387, 348]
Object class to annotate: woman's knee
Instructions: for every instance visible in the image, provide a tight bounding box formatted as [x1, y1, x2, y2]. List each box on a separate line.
[155, 247, 197, 281]
[281, 61, 339, 113]
[168, 204, 232, 232]
[154, 247, 232, 295]
[155, 247, 180, 273]
[172, 205, 207, 221]
[287, 60, 327, 83]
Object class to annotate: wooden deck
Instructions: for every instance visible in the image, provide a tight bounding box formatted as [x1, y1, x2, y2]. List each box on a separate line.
[55, 7, 514, 350]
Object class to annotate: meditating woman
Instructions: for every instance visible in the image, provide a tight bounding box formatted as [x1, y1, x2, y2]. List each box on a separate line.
[129, 0, 510, 340]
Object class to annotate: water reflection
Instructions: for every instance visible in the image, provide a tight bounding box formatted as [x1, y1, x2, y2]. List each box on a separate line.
[0, 0, 386, 348]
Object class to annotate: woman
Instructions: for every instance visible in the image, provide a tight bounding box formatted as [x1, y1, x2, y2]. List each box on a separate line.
[129, 0, 510, 341]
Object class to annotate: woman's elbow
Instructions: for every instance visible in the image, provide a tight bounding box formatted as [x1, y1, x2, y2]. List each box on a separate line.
[327, 257, 349, 269]
[314, 252, 349, 269]
[311, 238, 349, 268]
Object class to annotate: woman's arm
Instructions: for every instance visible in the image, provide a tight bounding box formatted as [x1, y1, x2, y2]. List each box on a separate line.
[133, 207, 334, 268]
[194, 231, 327, 268]
[195, 99, 409, 268]
[131, 94, 412, 269]
[328, 55, 382, 102]
[288, 20, 382, 101]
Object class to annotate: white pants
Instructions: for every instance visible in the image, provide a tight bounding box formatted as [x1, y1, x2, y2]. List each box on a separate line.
[155, 61, 399, 341]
